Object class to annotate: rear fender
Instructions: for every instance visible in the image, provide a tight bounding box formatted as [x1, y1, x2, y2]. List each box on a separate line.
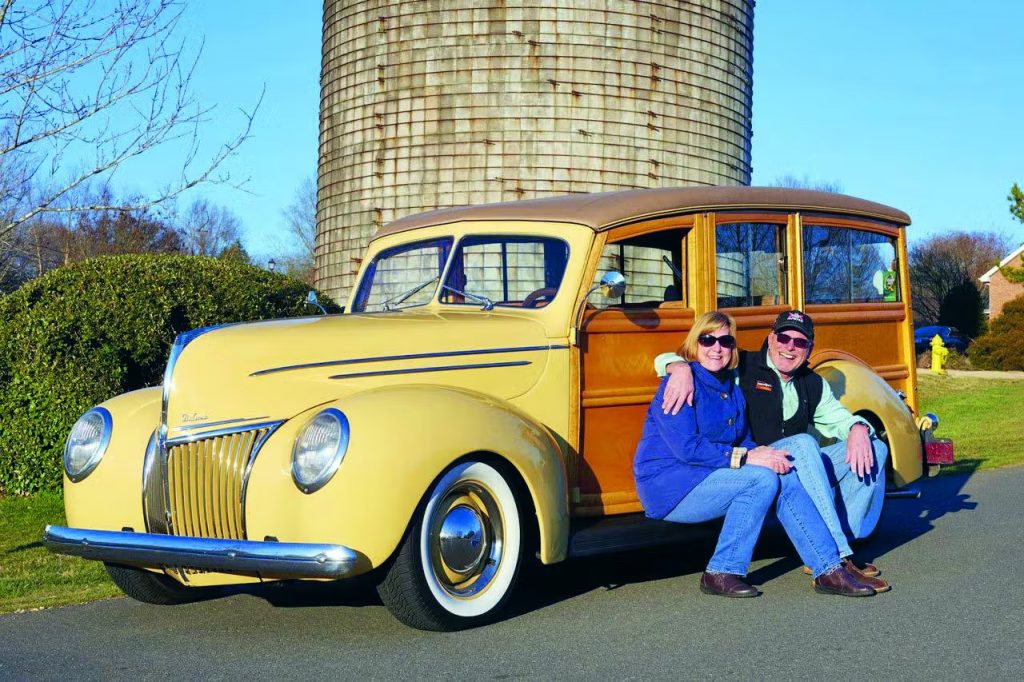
[814, 359, 923, 487]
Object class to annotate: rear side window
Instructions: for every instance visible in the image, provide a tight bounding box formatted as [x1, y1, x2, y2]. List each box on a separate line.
[803, 226, 900, 304]
[441, 236, 569, 308]
[716, 222, 787, 308]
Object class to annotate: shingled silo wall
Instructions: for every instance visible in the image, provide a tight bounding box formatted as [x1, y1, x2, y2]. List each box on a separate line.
[317, 1, 755, 300]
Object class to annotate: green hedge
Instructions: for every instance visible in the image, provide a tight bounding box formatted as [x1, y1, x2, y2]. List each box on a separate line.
[0, 254, 339, 494]
[969, 294, 1024, 371]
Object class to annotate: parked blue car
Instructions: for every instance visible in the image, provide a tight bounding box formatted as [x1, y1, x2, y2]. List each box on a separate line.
[914, 325, 969, 354]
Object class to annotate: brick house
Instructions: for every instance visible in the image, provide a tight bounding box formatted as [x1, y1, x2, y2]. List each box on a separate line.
[979, 244, 1024, 319]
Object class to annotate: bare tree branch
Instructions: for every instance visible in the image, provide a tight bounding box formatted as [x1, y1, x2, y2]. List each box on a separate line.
[0, 0, 260, 241]
[174, 197, 241, 257]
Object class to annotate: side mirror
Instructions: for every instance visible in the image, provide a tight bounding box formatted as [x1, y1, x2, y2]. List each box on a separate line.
[305, 290, 328, 315]
[571, 271, 627, 346]
[597, 271, 626, 299]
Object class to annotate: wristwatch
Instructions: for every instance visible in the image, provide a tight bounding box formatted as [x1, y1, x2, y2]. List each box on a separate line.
[730, 447, 747, 469]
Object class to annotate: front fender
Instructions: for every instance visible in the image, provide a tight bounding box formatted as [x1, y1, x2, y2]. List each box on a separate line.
[245, 384, 569, 570]
[63, 387, 161, 532]
[815, 360, 923, 487]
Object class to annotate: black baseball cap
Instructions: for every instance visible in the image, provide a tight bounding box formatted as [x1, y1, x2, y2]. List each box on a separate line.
[772, 310, 815, 341]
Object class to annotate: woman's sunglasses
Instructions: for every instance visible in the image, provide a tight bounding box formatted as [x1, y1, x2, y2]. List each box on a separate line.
[697, 334, 736, 349]
[775, 331, 811, 350]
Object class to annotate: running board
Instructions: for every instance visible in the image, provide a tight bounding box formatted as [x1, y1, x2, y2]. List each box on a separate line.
[567, 513, 722, 559]
[885, 485, 921, 499]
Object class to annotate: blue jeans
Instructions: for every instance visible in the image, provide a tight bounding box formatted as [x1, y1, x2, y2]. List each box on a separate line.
[664, 464, 842, 578]
[780, 434, 889, 557]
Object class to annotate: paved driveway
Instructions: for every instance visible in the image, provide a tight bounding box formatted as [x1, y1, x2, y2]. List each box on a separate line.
[1, 467, 1021, 680]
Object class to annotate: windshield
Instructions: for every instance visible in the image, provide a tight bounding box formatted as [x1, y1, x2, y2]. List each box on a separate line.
[351, 238, 453, 312]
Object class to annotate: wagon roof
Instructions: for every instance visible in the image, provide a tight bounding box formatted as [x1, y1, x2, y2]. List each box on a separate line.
[376, 186, 911, 238]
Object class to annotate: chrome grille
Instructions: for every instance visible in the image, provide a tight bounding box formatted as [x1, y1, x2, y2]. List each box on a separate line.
[160, 426, 273, 540]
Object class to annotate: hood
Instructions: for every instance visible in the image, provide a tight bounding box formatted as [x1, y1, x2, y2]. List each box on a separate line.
[162, 310, 557, 436]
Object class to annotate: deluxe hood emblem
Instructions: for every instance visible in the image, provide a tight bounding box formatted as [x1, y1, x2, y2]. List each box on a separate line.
[181, 412, 208, 423]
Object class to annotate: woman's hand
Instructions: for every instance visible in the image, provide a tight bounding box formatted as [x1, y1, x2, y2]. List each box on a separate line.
[746, 446, 792, 474]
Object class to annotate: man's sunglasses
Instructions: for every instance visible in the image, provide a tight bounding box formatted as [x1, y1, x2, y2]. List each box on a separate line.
[775, 331, 811, 350]
[697, 334, 737, 349]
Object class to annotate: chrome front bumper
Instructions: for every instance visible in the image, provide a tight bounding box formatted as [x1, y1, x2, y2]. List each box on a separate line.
[43, 525, 360, 579]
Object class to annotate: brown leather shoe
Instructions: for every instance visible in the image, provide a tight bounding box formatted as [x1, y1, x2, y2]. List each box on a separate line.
[814, 565, 876, 597]
[700, 571, 760, 598]
[843, 560, 890, 593]
[803, 558, 881, 578]
[843, 557, 880, 578]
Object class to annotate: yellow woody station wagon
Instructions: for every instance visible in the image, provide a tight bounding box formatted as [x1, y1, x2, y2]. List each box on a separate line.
[46, 186, 946, 630]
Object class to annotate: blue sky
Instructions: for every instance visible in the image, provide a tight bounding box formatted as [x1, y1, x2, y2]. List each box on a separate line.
[113, 2, 1023, 260]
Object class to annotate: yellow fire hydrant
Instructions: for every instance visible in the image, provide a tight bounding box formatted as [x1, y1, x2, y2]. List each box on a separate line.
[930, 334, 948, 374]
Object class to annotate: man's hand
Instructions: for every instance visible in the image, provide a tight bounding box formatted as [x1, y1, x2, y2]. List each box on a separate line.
[746, 446, 793, 475]
[661, 362, 694, 414]
[845, 423, 874, 478]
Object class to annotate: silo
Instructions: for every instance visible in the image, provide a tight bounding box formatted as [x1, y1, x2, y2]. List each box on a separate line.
[317, 0, 755, 301]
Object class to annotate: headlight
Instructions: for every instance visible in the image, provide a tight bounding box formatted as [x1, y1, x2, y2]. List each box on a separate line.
[64, 407, 113, 482]
[291, 408, 349, 493]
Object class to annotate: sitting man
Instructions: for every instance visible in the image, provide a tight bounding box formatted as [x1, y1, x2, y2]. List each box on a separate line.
[656, 310, 890, 590]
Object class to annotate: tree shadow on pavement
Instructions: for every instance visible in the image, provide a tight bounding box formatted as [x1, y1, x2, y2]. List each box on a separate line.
[749, 464, 981, 586]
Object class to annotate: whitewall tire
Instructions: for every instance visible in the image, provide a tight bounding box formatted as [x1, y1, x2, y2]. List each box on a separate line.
[378, 460, 523, 630]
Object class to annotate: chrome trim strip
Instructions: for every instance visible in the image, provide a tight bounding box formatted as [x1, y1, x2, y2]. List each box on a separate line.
[251, 345, 569, 377]
[165, 420, 284, 446]
[329, 360, 531, 380]
[170, 416, 271, 434]
[43, 526, 360, 579]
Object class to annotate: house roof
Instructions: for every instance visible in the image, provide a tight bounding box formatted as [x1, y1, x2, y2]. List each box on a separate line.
[979, 243, 1024, 283]
[376, 186, 911, 238]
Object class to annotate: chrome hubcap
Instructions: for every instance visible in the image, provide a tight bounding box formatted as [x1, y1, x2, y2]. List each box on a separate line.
[428, 481, 503, 597]
[439, 505, 486, 574]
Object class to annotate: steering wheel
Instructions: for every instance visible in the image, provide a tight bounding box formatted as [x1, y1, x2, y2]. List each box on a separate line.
[522, 287, 558, 308]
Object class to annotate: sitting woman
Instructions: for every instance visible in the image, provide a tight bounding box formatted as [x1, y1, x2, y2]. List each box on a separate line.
[633, 311, 876, 598]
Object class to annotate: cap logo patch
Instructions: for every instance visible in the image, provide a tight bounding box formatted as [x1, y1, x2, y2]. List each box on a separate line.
[755, 380, 773, 392]
[787, 312, 804, 322]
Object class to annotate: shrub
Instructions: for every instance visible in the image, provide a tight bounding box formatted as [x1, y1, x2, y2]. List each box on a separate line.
[968, 294, 1024, 371]
[938, 280, 986, 339]
[943, 349, 973, 370]
[0, 254, 339, 494]
[916, 349, 972, 370]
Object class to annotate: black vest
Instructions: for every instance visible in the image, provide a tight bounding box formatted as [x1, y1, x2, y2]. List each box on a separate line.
[738, 341, 824, 446]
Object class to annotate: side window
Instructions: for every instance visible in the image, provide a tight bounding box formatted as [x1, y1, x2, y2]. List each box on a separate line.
[591, 230, 685, 307]
[716, 222, 786, 308]
[352, 238, 453, 312]
[441, 236, 569, 308]
[803, 226, 900, 304]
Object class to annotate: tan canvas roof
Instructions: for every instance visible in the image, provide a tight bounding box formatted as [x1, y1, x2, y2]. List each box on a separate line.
[377, 186, 911, 238]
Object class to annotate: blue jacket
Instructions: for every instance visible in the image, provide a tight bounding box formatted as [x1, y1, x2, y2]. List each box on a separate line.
[633, 362, 756, 519]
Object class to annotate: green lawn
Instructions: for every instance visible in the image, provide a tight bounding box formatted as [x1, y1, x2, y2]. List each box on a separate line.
[0, 372, 1020, 614]
[917, 372, 1024, 474]
[0, 491, 118, 613]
